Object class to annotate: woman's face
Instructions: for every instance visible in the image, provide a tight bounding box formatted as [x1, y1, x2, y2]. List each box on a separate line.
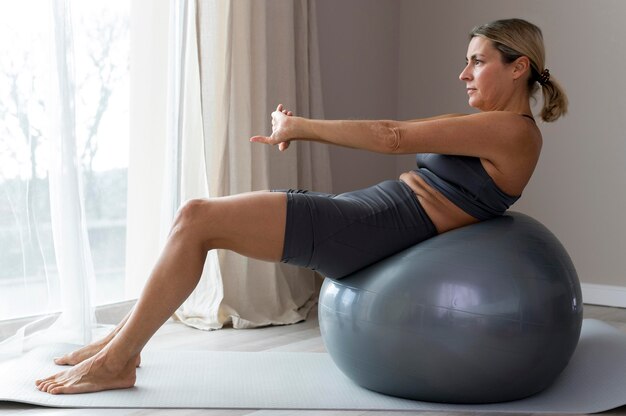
[459, 36, 514, 111]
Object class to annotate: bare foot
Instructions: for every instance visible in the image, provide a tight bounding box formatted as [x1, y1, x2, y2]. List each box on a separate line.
[54, 338, 110, 366]
[55, 337, 141, 367]
[36, 349, 137, 394]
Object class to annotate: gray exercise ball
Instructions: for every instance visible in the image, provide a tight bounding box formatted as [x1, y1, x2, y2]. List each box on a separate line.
[318, 212, 583, 404]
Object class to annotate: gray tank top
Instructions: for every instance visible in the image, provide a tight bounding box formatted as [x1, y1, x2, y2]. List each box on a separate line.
[413, 153, 520, 221]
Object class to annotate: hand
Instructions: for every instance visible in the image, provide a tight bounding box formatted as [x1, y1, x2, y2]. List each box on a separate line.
[250, 104, 295, 152]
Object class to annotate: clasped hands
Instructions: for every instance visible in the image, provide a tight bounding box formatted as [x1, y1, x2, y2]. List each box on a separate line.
[250, 104, 296, 152]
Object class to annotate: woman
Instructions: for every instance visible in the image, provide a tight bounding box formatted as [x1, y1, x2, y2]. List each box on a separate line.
[36, 18, 567, 394]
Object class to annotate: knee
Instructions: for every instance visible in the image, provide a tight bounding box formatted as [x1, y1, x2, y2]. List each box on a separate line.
[171, 198, 212, 241]
[177, 198, 208, 217]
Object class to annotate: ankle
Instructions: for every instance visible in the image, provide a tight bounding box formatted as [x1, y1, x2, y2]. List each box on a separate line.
[95, 348, 137, 373]
[102, 337, 141, 366]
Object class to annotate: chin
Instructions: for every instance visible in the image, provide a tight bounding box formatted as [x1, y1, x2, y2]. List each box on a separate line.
[467, 100, 480, 110]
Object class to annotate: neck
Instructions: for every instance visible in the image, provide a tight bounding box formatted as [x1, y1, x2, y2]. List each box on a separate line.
[502, 88, 532, 116]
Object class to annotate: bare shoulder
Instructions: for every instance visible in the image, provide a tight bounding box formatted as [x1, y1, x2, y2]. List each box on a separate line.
[466, 111, 542, 154]
[467, 111, 538, 134]
[474, 112, 543, 195]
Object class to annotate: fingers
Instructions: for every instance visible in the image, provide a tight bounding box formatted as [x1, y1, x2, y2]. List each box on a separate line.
[251, 104, 294, 151]
[250, 135, 291, 152]
[276, 104, 293, 116]
[249, 135, 270, 144]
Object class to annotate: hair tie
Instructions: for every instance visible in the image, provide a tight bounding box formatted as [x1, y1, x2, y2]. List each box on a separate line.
[539, 68, 550, 85]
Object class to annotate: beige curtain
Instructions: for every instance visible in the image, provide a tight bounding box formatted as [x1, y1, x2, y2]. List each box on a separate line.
[174, 0, 332, 330]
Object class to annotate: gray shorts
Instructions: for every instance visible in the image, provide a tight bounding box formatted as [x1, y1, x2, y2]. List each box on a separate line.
[273, 180, 437, 279]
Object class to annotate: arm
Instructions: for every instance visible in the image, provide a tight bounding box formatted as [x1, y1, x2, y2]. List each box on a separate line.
[250, 105, 534, 165]
[280, 113, 470, 153]
[250, 104, 401, 153]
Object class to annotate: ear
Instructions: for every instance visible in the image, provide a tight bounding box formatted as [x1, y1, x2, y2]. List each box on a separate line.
[511, 56, 531, 81]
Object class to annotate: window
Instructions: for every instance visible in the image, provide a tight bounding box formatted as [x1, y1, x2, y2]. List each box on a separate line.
[0, 0, 130, 320]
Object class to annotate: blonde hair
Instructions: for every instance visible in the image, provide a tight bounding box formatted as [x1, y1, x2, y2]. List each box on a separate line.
[470, 18, 568, 122]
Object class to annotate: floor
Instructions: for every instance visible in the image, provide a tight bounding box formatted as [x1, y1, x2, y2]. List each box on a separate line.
[1, 304, 625, 416]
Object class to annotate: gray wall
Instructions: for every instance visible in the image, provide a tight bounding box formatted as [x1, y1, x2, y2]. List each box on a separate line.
[316, 0, 399, 193]
[316, 0, 626, 295]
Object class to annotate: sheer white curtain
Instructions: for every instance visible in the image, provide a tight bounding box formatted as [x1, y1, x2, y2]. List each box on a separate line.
[173, 0, 332, 329]
[46, 0, 97, 346]
[0, 0, 99, 355]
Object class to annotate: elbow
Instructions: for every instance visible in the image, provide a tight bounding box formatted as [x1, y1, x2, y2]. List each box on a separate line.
[378, 121, 402, 154]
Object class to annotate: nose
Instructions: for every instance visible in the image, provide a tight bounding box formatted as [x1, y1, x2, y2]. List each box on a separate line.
[459, 63, 472, 82]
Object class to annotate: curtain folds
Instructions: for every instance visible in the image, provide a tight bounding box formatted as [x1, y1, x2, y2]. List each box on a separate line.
[47, 0, 97, 346]
[173, 0, 332, 330]
[0, 0, 98, 355]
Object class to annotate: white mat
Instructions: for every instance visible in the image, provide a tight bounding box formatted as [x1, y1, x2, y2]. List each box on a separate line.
[1, 319, 625, 413]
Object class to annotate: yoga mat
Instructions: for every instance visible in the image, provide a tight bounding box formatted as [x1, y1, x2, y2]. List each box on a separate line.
[1, 319, 625, 413]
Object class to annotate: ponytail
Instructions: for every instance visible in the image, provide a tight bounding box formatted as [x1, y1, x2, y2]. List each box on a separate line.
[540, 76, 568, 122]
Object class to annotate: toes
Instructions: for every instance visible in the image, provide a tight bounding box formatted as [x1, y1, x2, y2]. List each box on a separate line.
[44, 382, 61, 393]
[36, 371, 68, 392]
[44, 380, 63, 393]
[49, 385, 66, 395]
[38, 381, 55, 392]
[49, 385, 73, 395]
[36, 374, 77, 394]
[35, 376, 55, 390]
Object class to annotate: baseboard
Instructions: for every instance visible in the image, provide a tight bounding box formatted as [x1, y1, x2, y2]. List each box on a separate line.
[582, 283, 626, 308]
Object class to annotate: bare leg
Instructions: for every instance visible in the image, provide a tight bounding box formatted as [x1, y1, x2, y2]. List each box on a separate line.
[35, 191, 288, 394]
